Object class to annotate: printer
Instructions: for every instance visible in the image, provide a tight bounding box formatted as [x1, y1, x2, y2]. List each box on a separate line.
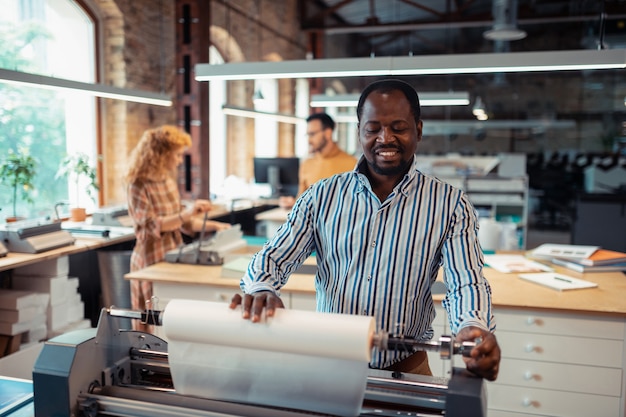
[91, 205, 133, 227]
[0, 219, 75, 253]
[33, 302, 487, 417]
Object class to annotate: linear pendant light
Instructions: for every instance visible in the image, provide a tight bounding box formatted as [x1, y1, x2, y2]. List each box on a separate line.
[310, 92, 469, 107]
[196, 49, 626, 81]
[0, 68, 172, 106]
[222, 105, 303, 124]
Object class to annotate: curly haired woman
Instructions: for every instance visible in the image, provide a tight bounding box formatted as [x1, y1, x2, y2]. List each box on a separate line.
[125, 125, 230, 330]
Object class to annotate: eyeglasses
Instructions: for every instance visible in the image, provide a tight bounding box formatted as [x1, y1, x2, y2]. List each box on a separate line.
[305, 130, 323, 138]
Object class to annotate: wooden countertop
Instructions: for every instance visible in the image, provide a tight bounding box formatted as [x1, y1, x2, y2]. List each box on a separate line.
[0, 229, 135, 272]
[125, 250, 626, 317]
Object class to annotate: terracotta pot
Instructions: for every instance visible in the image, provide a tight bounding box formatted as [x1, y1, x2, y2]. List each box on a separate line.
[70, 207, 87, 222]
[5, 216, 25, 223]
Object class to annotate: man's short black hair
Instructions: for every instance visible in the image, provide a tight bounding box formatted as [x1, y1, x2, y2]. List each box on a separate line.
[306, 112, 336, 131]
[356, 79, 421, 124]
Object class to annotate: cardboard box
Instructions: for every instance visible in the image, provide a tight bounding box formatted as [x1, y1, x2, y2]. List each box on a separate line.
[47, 318, 91, 339]
[46, 302, 69, 331]
[67, 301, 84, 323]
[12, 256, 70, 278]
[0, 314, 45, 336]
[12, 276, 69, 306]
[0, 305, 40, 324]
[24, 323, 47, 344]
[0, 290, 41, 310]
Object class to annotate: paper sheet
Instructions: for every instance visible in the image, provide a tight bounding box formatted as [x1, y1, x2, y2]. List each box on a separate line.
[518, 272, 598, 291]
[163, 299, 375, 416]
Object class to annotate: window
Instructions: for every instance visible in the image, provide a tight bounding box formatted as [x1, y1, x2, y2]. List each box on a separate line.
[0, 0, 97, 221]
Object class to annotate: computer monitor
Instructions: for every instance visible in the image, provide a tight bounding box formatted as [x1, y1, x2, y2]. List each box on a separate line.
[253, 157, 299, 198]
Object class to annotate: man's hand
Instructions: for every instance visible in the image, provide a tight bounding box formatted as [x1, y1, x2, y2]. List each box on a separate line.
[456, 326, 501, 381]
[229, 292, 285, 322]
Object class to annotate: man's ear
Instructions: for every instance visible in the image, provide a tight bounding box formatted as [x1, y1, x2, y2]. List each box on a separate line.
[416, 120, 423, 143]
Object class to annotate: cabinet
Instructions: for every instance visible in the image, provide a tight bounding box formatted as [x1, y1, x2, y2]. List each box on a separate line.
[487, 307, 625, 417]
[435, 306, 625, 416]
[439, 175, 529, 249]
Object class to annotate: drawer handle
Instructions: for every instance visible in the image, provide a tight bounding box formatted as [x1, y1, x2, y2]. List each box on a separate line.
[526, 317, 544, 326]
[522, 398, 533, 407]
[524, 344, 535, 353]
[523, 371, 534, 381]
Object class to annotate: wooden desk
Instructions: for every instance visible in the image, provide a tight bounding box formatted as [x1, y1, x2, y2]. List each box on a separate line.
[0, 229, 135, 273]
[0, 227, 136, 333]
[127, 256, 626, 417]
[126, 258, 626, 316]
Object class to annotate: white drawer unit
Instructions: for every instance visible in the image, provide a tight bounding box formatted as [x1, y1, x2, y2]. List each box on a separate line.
[489, 307, 626, 417]
[487, 383, 621, 417]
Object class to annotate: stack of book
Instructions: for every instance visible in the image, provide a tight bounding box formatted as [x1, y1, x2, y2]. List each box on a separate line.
[529, 244, 626, 273]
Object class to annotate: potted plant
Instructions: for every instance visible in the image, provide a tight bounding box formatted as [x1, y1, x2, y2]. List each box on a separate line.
[0, 148, 37, 222]
[56, 152, 100, 222]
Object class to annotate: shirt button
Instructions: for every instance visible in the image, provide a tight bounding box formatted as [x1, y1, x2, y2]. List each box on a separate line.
[367, 275, 372, 281]
[371, 241, 376, 247]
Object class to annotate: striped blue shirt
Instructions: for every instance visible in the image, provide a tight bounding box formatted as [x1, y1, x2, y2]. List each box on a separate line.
[242, 156, 495, 368]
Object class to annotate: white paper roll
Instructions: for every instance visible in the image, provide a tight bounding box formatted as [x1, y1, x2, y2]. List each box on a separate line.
[163, 299, 375, 416]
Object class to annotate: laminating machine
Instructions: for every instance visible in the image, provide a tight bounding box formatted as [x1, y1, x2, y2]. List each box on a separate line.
[32, 304, 487, 417]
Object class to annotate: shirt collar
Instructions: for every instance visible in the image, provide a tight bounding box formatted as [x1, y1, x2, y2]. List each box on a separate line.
[354, 155, 419, 197]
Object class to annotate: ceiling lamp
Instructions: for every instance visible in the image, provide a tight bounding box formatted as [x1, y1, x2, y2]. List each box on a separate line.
[472, 96, 488, 120]
[195, 49, 625, 82]
[222, 105, 302, 124]
[483, 0, 527, 41]
[0, 68, 172, 106]
[310, 92, 470, 107]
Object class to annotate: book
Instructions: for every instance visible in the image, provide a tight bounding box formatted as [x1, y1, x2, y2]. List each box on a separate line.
[570, 249, 626, 266]
[484, 254, 553, 273]
[518, 272, 598, 291]
[528, 244, 600, 261]
[551, 258, 626, 273]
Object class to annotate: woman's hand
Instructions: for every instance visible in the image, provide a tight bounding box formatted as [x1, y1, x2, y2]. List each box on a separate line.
[191, 199, 212, 214]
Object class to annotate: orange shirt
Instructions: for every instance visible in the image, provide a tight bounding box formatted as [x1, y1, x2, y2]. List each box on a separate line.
[298, 147, 357, 195]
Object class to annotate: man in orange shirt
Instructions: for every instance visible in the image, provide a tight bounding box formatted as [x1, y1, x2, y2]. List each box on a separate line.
[280, 113, 356, 208]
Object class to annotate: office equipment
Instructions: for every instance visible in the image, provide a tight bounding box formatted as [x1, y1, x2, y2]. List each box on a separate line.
[32, 303, 486, 417]
[90, 205, 133, 227]
[0, 220, 75, 254]
[164, 223, 246, 265]
[253, 157, 300, 198]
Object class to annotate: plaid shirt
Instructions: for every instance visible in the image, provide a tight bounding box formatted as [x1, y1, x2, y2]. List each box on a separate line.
[127, 177, 183, 311]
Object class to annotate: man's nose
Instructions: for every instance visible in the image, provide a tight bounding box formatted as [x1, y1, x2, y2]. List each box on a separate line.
[376, 127, 393, 143]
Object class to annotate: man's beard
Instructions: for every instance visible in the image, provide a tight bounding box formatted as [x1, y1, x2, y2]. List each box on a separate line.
[367, 147, 412, 176]
[310, 136, 327, 154]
